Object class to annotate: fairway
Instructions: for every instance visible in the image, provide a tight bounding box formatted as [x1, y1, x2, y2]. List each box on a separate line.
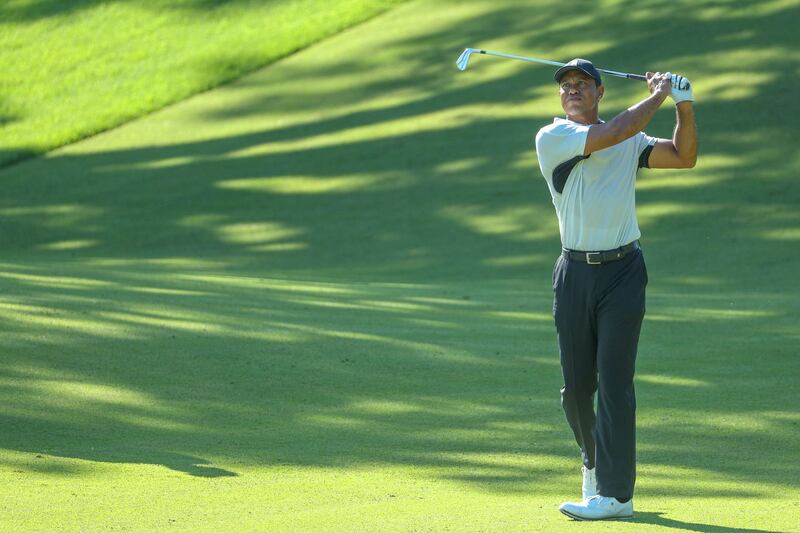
[1, 0, 799, 531]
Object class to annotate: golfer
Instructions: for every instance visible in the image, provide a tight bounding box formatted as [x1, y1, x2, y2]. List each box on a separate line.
[535, 58, 697, 521]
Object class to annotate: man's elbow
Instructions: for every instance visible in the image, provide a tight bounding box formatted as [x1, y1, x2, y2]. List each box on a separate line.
[681, 154, 697, 168]
[674, 145, 696, 168]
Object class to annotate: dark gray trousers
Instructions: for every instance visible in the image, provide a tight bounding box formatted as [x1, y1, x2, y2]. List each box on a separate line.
[552, 248, 647, 500]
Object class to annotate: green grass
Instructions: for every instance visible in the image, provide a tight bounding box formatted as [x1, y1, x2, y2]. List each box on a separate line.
[1, 0, 800, 531]
[0, 0, 408, 168]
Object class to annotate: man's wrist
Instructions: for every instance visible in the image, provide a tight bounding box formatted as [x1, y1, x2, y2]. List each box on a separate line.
[676, 101, 695, 115]
[650, 91, 669, 106]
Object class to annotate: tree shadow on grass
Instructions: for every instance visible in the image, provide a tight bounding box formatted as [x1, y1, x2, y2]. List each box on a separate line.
[0, 259, 796, 501]
[632, 512, 785, 533]
[1, 0, 797, 284]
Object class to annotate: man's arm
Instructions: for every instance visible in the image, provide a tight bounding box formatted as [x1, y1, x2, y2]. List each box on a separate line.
[583, 72, 671, 156]
[647, 102, 697, 168]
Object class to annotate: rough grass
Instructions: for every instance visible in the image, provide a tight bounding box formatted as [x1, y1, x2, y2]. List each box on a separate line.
[0, 0, 408, 168]
[0, 0, 798, 531]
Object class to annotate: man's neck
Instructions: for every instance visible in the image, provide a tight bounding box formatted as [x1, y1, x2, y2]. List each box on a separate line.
[566, 112, 600, 125]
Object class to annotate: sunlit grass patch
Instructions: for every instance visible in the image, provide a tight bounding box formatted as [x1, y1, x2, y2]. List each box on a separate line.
[0, 0, 409, 167]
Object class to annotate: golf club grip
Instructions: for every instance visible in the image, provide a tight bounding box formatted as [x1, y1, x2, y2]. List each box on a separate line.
[598, 68, 647, 82]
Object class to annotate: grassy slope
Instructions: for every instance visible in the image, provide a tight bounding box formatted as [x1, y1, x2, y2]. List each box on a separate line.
[1, 0, 799, 531]
[0, 0, 407, 167]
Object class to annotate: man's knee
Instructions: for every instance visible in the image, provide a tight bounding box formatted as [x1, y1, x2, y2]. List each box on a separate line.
[561, 380, 596, 408]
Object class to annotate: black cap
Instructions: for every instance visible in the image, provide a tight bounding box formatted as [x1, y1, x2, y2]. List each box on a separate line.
[554, 58, 602, 86]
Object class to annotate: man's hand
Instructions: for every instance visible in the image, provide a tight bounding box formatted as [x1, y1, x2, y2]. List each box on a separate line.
[669, 73, 694, 104]
[646, 72, 672, 102]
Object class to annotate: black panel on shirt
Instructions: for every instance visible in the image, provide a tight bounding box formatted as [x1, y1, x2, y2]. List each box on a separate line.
[638, 144, 655, 169]
[552, 154, 590, 194]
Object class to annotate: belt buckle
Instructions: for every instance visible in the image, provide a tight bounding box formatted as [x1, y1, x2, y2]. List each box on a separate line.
[586, 252, 602, 265]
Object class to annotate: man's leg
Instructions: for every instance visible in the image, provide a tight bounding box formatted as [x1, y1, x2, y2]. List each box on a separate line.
[594, 251, 647, 501]
[553, 256, 598, 470]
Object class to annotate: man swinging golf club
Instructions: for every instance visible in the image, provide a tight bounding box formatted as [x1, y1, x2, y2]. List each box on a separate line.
[535, 59, 697, 520]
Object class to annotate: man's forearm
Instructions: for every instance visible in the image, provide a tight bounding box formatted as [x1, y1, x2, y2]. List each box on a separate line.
[673, 102, 697, 166]
[608, 92, 669, 143]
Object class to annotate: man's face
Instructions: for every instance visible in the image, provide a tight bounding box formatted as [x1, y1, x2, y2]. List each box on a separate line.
[559, 71, 603, 116]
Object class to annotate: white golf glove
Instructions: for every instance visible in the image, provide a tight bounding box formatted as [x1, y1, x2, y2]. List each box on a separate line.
[669, 73, 693, 104]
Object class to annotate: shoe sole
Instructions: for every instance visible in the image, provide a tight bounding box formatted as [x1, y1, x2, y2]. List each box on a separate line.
[560, 508, 634, 521]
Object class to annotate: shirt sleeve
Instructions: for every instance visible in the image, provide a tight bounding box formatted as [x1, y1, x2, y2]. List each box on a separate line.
[635, 131, 658, 169]
[636, 131, 657, 152]
[535, 121, 590, 189]
[536, 122, 589, 168]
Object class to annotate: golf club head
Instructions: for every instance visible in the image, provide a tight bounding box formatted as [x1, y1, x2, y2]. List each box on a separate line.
[456, 48, 475, 71]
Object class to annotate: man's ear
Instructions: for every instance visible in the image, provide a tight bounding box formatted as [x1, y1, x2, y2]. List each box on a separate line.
[597, 85, 605, 100]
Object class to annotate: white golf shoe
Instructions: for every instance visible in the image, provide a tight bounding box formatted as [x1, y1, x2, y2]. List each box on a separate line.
[559, 495, 633, 521]
[581, 466, 597, 499]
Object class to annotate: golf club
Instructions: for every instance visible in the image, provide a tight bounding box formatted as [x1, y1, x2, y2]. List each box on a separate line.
[456, 48, 647, 82]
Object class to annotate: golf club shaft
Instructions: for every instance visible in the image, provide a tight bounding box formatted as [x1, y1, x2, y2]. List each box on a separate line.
[473, 50, 647, 82]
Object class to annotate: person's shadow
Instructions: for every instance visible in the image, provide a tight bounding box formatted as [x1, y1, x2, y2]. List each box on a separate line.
[633, 511, 785, 533]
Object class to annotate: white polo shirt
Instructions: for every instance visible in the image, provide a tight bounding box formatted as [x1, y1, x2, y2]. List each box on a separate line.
[535, 117, 656, 251]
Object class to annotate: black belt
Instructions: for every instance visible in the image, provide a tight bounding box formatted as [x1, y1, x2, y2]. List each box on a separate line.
[562, 241, 640, 265]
